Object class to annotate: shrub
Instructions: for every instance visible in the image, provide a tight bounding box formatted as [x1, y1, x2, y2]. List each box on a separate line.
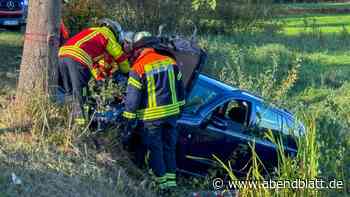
[63, 0, 279, 35]
[63, 0, 107, 34]
[218, 47, 301, 106]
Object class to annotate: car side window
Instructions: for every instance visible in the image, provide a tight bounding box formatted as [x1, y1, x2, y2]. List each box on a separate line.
[225, 100, 251, 126]
[256, 106, 282, 133]
[183, 82, 218, 115]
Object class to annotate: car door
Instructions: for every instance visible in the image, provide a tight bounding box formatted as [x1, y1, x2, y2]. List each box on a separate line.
[178, 97, 254, 175]
[248, 104, 284, 170]
[177, 118, 230, 174]
[176, 76, 221, 174]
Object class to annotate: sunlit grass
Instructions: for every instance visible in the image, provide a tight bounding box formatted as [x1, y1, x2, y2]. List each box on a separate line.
[283, 2, 350, 10]
[280, 14, 350, 35]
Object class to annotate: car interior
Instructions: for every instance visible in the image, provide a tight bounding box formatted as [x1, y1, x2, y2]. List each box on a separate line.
[211, 99, 251, 129]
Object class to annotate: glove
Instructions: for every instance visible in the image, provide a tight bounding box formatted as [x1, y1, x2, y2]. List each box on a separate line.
[113, 72, 128, 83]
[121, 118, 137, 146]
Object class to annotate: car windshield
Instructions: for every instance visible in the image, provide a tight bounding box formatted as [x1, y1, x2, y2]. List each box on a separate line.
[183, 81, 219, 115]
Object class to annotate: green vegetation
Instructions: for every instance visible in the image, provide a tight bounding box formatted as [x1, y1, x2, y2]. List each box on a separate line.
[0, 92, 156, 197]
[283, 2, 350, 10]
[200, 30, 350, 93]
[277, 2, 350, 35]
[281, 13, 350, 35]
[196, 4, 350, 194]
[215, 116, 321, 196]
[0, 31, 22, 92]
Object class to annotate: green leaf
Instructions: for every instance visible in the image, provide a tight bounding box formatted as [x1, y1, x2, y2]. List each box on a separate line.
[192, 0, 216, 11]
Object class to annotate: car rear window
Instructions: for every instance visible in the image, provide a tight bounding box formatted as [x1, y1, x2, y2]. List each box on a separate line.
[183, 82, 218, 114]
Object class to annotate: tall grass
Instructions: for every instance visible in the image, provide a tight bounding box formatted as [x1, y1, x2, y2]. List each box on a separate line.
[213, 44, 349, 195]
[0, 92, 156, 197]
[218, 51, 301, 106]
[215, 115, 326, 196]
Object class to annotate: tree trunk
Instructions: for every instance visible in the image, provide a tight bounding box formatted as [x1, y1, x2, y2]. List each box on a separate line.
[16, 0, 61, 107]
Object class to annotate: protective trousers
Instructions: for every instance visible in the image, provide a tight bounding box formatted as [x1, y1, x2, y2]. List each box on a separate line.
[58, 57, 91, 122]
[142, 119, 178, 189]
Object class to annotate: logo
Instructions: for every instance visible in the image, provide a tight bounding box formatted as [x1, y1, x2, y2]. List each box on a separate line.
[6, 1, 15, 10]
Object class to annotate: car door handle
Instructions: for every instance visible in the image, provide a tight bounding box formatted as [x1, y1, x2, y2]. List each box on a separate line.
[187, 134, 192, 139]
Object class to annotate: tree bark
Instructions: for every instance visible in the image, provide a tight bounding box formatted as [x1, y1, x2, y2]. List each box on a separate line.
[16, 0, 61, 106]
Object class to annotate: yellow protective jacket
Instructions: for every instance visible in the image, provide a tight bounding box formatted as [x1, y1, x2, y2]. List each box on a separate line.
[123, 48, 185, 122]
[59, 26, 130, 79]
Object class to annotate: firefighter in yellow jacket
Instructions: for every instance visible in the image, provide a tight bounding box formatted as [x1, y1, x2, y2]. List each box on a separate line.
[58, 18, 130, 125]
[123, 32, 185, 190]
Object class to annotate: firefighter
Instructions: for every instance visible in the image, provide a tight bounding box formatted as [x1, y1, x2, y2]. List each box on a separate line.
[122, 32, 185, 190]
[58, 18, 130, 125]
[60, 0, 70, 46]
[60, 20, 69, 46]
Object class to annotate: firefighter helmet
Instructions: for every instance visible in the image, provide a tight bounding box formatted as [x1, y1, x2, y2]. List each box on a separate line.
[124, 31, 135, 44]
[98, 18, 125, 43]
[133, 31, 152, 43]
[123, 31, 136, 52]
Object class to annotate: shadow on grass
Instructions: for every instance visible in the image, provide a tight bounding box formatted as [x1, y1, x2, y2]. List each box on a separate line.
[0, 164, 125, 197]
[0, 145, 156, 197]
[0, 30, 23, 91]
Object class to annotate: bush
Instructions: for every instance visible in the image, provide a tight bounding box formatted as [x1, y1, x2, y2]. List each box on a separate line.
[63, 0, 279, 35]
[63, 0, 107, 35]
[216, 44, 301, 106]
[295, 83, 350, 194]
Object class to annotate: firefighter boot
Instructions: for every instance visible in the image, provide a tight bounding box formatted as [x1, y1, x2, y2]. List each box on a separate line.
[165, 172, 177, 188]
[72, 102, 86, 126]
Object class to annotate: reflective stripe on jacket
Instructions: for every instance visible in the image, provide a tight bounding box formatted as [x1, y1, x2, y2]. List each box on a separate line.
[58, 27, 129, 79]
[123, 48, 185, 122]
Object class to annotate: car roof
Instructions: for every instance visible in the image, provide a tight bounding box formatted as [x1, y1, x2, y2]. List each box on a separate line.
[197, 74, 295, 120]
[198, 74, 263, 101]
[198, 74, 239, 92]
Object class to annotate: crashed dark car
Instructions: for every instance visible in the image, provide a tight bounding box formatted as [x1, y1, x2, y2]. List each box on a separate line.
[154, 48, 305, 176]
[87, 36, 305, 177]
[176, 73, 305, 176]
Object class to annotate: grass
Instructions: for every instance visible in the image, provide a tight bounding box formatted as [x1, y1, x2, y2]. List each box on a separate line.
[0, 133, 155, 197]
[282, 2, 350, 10]
[199, 31, 350, 93]
[214, 115, 337, 196]
[0, 92, 157, 197]
[0, 30, 23, 93]
[276, 2, 350, 36]
[199, 6, 350, 194]
[281, 13, 350, 35]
